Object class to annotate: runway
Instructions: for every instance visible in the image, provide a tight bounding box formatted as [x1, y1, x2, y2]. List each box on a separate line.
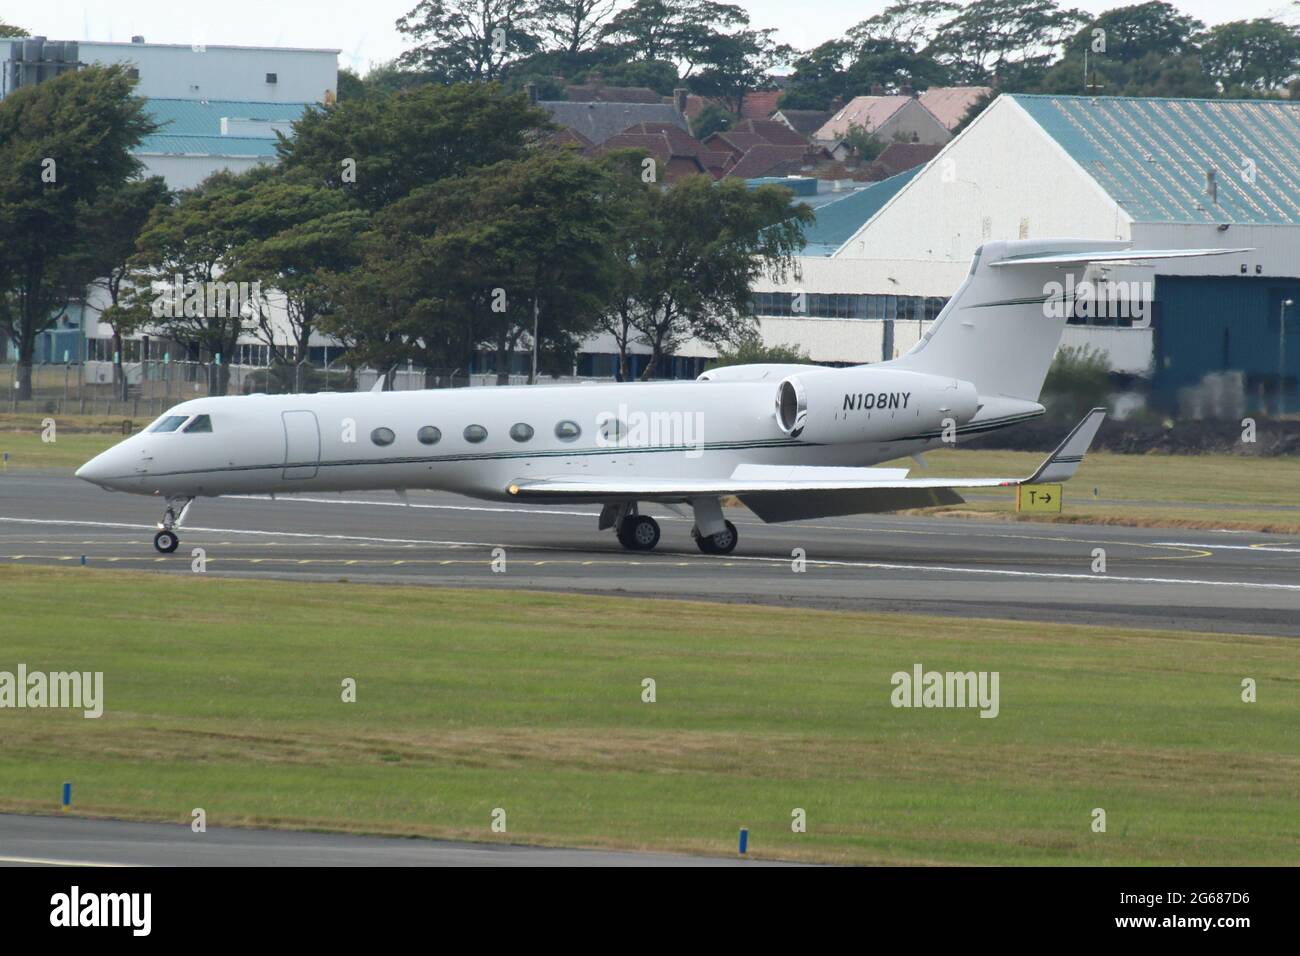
[0, 814, 767, 867]
[2, 469, 1299, 635]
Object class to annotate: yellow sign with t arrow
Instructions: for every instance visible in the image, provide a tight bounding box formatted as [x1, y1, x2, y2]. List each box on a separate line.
[1017, 484, 1063, 513]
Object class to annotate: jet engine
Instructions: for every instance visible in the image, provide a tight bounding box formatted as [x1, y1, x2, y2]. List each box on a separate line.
[774, 367, 978, 443]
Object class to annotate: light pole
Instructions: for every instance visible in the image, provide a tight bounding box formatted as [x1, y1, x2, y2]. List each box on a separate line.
[1281, 298, 1294, 417]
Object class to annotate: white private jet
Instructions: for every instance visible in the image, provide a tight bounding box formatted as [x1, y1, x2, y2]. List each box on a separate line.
[76, 239, 1244, 555]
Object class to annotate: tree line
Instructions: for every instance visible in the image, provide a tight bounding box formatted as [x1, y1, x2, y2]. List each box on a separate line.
[0, 64, 809, 398]
[349, 1, 1300, 122]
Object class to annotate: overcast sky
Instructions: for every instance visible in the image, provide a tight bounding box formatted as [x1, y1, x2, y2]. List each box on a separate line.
[5, 0, 1298, 74]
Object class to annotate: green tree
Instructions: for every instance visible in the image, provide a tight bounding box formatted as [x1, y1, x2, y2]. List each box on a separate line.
[278, 83, 550, 213]
[0, 65, 156, 399]
[396, 0, 542, 82]
[692, 103, 736, 139]
[1200, 19, 1300, 94]
[131, 168, 311, 395]
[224, 185, 367, 370]
[536, 0, 617, 55]
[323, 150, 622, 384]
[0, 18, 28, 36]
[929, 0, 1087, 86]
[705, 337, 809, 370]
[1042, 344, 1112, 420]
[842, 123, 887, 161]
[616, 175, 813, 380]
[75, 177, 172, 399]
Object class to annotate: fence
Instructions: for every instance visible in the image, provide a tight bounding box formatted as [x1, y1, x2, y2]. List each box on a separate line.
[0, 361, 617, 419]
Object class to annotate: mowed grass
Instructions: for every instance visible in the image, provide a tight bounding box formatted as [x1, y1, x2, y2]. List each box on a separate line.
[0, 413, 129, 470]
[1, 565, 1296, 864]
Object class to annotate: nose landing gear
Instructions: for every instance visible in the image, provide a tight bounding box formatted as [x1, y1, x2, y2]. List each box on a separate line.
[153, 497, 194, 554]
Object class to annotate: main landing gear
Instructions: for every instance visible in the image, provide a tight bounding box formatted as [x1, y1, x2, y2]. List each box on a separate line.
[153, 496, 194, 554]
[604, 500, 740, 554]
[616, 513, 661, 551]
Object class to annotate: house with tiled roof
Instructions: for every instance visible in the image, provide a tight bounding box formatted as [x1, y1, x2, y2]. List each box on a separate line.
[773, 108, 834, 139]
[814, 95, 951, 147]
[861, 141, 943, 180]
[917, 86, 991, 131]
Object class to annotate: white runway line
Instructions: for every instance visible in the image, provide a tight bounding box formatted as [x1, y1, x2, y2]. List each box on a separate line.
[1154, 541, 1300, 554]
[0, 854, 130, 867]
[3, 515, 1299, 592]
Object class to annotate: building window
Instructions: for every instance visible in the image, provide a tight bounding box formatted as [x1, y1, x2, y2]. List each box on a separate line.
[463, 424, 488, 443]
[417, 426, 441, 445]
[266, 73, 278, 84]
[554, 420, 581, 441]
[509, 423, 534, 442]
[371, 427, 395, 446]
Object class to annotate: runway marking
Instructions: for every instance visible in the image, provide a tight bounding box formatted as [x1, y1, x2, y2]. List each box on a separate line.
[1154, 541, 1300, 554]
[3, 517, 1296, 591]
[0, 854, 131, 868]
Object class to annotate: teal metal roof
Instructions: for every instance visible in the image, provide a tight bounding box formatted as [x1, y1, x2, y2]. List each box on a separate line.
[800, 168, 921, 255]
[1011, 94, 1300, 225]
[137, 98, 312, 158]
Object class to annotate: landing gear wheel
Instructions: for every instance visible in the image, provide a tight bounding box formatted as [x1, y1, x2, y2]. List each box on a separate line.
[693, 520, 738, 555]
[618, 515, 660, 551]
[153, 529, 179, 554]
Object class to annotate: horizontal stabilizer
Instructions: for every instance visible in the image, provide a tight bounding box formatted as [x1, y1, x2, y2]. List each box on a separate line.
[991, 247, 1250, 267]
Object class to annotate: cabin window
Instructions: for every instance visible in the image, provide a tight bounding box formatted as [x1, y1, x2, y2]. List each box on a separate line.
[147, 415, 188, 433]
[417, 426, 441, 445]
[371, 427, 396, 446]
[554, 420, 581, 441]
[509, 423, 534, 443]
[182, 414, 212, 433]
[463, 424, 488, 443]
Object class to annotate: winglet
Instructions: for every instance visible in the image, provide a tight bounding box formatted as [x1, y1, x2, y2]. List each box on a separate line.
[1023, 408, 1106, 484]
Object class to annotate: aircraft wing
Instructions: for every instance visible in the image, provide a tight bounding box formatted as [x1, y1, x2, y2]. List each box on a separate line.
[506, 409, 1105, 521]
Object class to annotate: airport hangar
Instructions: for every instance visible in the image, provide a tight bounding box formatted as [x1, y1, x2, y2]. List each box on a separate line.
[750, 93, 1300, 416]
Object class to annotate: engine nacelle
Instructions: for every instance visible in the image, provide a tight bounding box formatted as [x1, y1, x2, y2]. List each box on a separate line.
[775, 367, 978, 444]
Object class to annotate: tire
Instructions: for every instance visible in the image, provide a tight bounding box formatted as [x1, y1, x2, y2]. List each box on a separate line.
[694, 520, 737, 555]
[154, 529, 179, 554]
[621, 515, 660, 551]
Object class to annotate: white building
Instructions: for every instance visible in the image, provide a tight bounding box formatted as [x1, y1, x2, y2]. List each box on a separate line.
[753, 93, 1300, 412]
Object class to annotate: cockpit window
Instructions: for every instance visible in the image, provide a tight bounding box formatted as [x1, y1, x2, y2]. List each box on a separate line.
[147, 415, 188, 433]
[183, 415, 212, 433]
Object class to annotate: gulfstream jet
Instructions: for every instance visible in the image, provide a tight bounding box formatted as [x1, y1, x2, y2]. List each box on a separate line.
[76, 239, 1243, 554]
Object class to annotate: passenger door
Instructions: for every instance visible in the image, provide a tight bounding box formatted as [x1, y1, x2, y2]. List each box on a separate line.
[281, 410, 320, 479]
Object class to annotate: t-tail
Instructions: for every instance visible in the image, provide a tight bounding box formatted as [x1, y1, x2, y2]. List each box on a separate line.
[884, 238, 1250, 405]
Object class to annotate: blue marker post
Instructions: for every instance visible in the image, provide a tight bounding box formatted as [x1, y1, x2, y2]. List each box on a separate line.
[738, 827, 748, 855]
[61, 782, 71, 811]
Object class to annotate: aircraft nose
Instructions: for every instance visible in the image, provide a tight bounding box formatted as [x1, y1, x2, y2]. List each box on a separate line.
[75, 449, 118, 487]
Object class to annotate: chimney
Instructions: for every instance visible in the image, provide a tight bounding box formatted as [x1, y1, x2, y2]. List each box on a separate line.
[870, 83, 885, 96]
[524, 81, 537, 105]
[900, 81, 914, 97]
[1206, 167, 1218, 204]
[131, 35, 145, 44]
[673, 87, 688, 114]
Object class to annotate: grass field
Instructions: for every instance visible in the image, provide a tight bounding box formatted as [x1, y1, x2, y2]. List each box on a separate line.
[1, 565, 1296, 865]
